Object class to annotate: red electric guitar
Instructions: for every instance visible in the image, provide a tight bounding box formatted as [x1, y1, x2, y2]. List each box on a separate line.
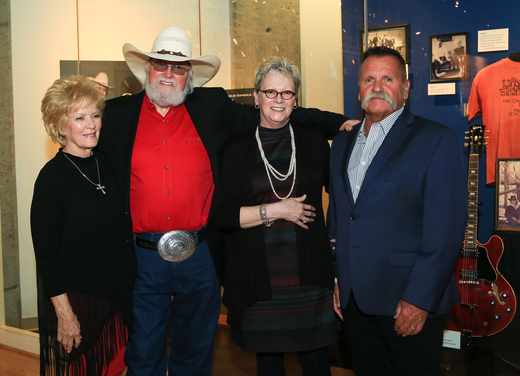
[445, 125, 517, 337]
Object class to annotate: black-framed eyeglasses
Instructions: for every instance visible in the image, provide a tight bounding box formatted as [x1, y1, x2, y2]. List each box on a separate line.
[258, 89, 296, 100]
[148, 60, 191, 75]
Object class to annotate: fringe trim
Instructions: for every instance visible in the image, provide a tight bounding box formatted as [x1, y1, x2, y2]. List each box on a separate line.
[41, 310, 128, 376]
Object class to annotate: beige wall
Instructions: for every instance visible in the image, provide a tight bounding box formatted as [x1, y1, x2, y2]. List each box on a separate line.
[300, 0, 344, 111]
[8, 0, 343, 321]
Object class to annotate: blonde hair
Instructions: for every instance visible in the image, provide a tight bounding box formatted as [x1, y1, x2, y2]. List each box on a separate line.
[41, 75, 105, 146]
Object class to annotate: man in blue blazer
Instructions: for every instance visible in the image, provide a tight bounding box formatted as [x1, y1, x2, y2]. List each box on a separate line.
[327, 46, 467, 375]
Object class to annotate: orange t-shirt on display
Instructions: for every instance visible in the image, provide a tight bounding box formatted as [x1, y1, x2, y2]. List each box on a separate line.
[467, 58, 520, 184]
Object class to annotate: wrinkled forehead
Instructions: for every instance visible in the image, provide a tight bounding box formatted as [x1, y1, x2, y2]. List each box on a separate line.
[360, 55, 406, 82]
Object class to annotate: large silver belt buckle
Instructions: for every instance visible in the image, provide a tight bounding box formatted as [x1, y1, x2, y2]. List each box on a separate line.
[157, 230, 196, 262]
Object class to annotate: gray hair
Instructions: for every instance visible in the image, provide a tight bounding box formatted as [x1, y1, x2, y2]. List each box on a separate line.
[254, 57, 300, 94]
[185, 69, 194, 94]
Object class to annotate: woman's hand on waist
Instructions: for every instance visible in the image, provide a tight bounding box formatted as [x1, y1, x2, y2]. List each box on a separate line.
[267, 194, 316, 229]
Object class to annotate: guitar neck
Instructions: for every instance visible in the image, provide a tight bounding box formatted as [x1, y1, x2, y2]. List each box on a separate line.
[465, 153, 479, 249]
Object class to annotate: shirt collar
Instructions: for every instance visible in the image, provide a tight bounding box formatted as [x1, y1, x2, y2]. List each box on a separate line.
[144, 94, 177, 117]
[145, 94, 163, 112]
[357, 105, 405, 140]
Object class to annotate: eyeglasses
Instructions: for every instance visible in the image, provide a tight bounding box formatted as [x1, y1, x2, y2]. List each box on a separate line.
[148, 60, 191, 75]
[258, 89, 296, 100]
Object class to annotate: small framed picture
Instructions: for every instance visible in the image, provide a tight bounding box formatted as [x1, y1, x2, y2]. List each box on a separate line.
[429, 32, 469, 82]
[496, 159, 520, 231]
[359, 24, 410, 64]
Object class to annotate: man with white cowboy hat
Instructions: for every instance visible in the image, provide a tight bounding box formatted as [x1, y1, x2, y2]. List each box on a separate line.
[97, 26, 356, 376]
[87, 72, 112, 97]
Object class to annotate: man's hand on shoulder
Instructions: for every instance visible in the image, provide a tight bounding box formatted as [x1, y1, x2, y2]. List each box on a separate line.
[340, 119, 361, 132]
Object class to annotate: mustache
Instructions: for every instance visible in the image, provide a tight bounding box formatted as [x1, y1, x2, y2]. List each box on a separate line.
[361, 91, 397, 111]
[155, 77, 179, 87]
[144, 76, 187, 108]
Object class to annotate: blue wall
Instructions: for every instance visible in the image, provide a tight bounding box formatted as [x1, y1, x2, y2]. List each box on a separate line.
[342, 0, 520, 241]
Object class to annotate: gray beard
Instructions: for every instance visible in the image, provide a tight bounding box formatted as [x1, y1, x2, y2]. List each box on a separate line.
[361, 91, 398, 111]
[144, 77, 189, 108]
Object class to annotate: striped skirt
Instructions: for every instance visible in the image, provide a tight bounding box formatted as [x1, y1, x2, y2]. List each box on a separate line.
[232, 279, 339, 352]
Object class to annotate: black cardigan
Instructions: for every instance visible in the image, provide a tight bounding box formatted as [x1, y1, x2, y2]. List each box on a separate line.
[213, 125, 335, 327]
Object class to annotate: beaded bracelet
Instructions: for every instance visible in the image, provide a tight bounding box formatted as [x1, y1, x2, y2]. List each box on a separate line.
[259, 203, 274, 227]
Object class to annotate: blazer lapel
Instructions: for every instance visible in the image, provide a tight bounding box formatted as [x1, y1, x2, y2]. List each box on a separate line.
[340, 125, 360, 206]
[356, 108, 414, 203]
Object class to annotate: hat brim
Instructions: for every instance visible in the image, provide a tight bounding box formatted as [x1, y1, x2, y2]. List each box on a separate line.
[123, 43, 221, 87]
[92, 80, 113, 89]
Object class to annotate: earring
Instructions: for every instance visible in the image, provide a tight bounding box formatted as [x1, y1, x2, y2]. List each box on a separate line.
[59, 133, 65, 136]
[293, 103, 297, 109]
[255, 104, 259, 109]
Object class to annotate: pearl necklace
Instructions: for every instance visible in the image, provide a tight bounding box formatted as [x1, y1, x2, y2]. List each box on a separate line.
[255, 124, 296, 200]
[63, 153, 106, 194]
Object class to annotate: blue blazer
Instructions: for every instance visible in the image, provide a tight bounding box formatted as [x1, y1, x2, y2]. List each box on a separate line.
[327, 108, 467, 317]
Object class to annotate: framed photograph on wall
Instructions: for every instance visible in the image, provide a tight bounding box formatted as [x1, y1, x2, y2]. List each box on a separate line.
[60, 60, 142, 100]
[496, 159, 520, 231]
[359, 24, 410, 63]
[429, 32, 469, 82]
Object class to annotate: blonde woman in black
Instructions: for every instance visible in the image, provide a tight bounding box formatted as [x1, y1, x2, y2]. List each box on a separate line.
[32, 76, 136, 375]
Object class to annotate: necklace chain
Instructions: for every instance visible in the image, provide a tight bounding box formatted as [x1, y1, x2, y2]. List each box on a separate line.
[255, 125, 296, 200]
[63, 153, 106, 194]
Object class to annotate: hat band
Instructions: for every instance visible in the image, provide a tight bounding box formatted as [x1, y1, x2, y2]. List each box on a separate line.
[154, 49, 187, 57]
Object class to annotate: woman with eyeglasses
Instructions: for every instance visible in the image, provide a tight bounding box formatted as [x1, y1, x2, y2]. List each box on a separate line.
[214, 57, 338, 376]
[31, 76, 136, 375]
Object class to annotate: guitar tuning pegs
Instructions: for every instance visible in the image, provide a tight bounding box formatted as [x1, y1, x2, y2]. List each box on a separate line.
[464, 137, 469, 140]
[464, 143, 469, 147]
[465, 131, 469, 134]
[484, 142, 489, 146]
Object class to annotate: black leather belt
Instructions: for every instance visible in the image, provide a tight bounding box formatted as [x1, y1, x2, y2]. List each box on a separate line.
[135, 228, 207, 251]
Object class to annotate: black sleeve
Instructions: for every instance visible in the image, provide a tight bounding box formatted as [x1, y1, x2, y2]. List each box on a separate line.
[291, 107, 349, 139]
[212, 139, 247, 231]
[30, 168, 66, 298]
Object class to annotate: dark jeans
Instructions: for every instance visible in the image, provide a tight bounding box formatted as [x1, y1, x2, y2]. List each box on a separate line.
[125, 236, 221, 376]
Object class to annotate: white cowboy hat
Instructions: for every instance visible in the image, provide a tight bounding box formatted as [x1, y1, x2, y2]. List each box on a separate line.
[123, 26, 221, 87]
[88, 72, 113, 88]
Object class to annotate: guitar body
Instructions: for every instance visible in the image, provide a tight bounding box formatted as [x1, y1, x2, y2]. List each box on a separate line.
[446, 235, 517, 336]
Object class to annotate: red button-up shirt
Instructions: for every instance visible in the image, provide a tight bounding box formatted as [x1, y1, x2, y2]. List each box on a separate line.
[130, 95, 214, 233]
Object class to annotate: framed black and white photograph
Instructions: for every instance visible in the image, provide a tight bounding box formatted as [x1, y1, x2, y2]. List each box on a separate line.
[429, 32, 469, 82]
[60, 60, 142, 100]
[496, 159, 520, 231]
[359, 24, 410, 63]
